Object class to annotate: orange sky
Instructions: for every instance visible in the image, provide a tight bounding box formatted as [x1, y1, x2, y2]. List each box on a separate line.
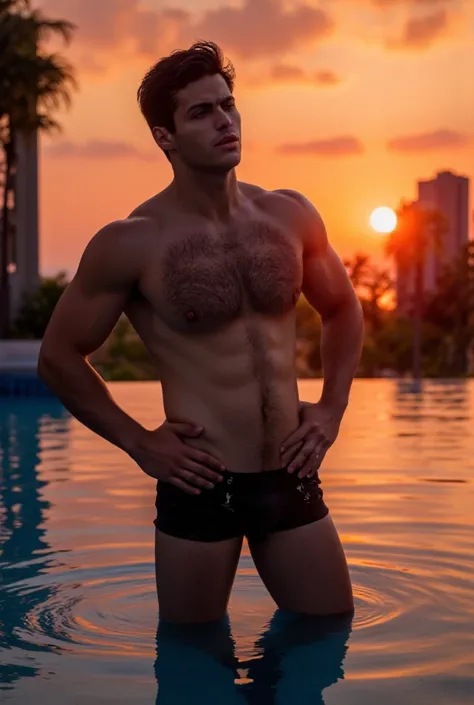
[35, 0, 474, 276]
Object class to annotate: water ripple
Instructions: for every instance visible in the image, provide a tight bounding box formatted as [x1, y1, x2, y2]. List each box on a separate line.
[3, 540, 472, 685]
[2, 383, 474, 703]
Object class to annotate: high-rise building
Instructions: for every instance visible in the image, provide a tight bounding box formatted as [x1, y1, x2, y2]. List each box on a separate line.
[396, 170, 470, 312]
[418, 170, 470, 291]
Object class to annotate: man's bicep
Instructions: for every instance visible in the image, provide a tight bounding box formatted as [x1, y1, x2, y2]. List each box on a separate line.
[44, 279, 128, 357]
[42, 227, 135, 357]
[302, 243, 357, 319]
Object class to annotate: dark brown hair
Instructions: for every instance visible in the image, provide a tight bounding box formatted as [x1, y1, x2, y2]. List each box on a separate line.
[137, 40, 235, 136]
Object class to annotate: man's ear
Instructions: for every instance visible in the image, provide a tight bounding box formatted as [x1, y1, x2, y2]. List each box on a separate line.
[152, 126, 174, 153]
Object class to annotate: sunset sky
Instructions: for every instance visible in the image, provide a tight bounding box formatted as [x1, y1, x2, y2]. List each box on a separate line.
[34, 0, 474, 276]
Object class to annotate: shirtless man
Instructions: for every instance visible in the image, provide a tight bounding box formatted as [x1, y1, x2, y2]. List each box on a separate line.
[38, 41, 364, 624]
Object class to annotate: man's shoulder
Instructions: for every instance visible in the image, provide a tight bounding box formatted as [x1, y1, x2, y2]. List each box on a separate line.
[85, 215, 154, 256]
[240, 182, 306, 206]
[126, 190, 169, 222]
[91, 193, 169, 249]
[246, 184, 324, 231]
[80, 215, 157, 282]
[77, 195, 169, 285]
[243, 183, 314, 214]
[259, 188, 328, 255]
[269, 188, 319, 218]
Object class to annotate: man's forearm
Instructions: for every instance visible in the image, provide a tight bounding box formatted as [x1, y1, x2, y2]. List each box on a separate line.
[38, 350, 146, 455]
[319, 299, 364, 413]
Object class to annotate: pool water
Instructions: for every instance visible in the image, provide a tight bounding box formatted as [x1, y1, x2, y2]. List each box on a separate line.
[1, 379, 473, 704]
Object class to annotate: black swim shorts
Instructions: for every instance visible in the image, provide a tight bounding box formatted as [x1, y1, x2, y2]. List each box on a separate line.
[154, 467, 329, 543]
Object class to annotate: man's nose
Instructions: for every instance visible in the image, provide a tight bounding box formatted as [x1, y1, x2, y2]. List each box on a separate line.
[215, 109, 232, 130]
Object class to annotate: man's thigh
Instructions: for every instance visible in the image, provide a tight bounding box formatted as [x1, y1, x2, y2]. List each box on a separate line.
[155, 529, 243, 623]
[249, 514, 354, 616]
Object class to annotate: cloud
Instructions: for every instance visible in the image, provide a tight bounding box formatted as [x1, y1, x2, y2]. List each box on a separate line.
[39, 0, 190, 59]
[40, 0, 334, 64]
[37, 0, 466, 78]
[399, 9, 450, 47]
[276, 136, 364, 156]
[375, 0, 466, 49]
[269, 64, 342, 85]
[44, 140, 155, 160]
[340, 0, 465, 50]
[371, 0, 458, 7]
[387, 129, 470, 152]
[191, 0, 334, 59]
[371, 0, 455, 5]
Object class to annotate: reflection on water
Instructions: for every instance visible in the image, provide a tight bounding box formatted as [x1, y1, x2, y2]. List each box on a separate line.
[0, 401, 70, 687]
[1, 380, 474, 704]
[155, 611, 352, 704]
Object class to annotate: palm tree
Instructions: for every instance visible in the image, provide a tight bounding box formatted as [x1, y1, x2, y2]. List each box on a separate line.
[343, 252, 371, 291]
[363, 266, 393, 332]
[0, 0, 76, 337]
[344, 253, 393, 331]
[425, 242, 474, 375]
[385, 200, 447, 389]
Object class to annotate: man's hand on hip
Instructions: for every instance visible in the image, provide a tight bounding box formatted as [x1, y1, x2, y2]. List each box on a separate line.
[130, 421, 226, 494]
[279, 401, 343, 478]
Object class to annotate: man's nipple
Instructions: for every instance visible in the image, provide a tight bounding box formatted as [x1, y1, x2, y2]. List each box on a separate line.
[185, 309, 197, 321]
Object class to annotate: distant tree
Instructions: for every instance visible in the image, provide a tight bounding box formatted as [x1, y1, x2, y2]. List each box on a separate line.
[344, 252, 371, 290]
[363, 267, 392, 331]
[11, 271, 68, 338]
[425, 242, 474, 375]
[0, 0, 76, 336]
[344, 253, 393, 331]
[91, 315, 158, 381]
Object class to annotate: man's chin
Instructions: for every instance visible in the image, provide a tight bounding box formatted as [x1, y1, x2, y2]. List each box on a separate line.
[197, 153, 241, 174]
[215, 152, 242, 172]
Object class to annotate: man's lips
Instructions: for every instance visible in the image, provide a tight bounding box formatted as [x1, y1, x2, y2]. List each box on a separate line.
[216, 134, 239, 146]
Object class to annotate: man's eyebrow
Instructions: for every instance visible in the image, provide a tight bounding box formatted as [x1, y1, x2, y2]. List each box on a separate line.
[185, 101, 212, 115]
[185, 97, 235, 115]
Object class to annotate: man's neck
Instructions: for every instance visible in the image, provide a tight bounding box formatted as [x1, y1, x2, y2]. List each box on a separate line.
[169, 166, 243, 223]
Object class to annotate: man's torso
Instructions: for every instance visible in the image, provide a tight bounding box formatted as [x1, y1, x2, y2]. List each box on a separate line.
[114, 182, 309, 471]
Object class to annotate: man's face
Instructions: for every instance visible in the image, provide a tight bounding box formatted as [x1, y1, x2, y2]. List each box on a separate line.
[168, 73, 241, 172]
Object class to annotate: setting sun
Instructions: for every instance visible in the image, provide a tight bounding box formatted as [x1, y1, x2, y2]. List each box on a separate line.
[370, 207, 397, 234]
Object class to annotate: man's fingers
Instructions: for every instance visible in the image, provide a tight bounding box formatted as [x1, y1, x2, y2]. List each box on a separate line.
[306, 443, 330, 477]
[280, 440, 303, 467]
[181, 459, 224, 484]
[298, 449, 322, 478]
[297, 459, 313, 478]
[280, 423, 314, 453]
[177, 467, 215, 490]
[167, 476, 201, 495]
[287, 438, 317, 473]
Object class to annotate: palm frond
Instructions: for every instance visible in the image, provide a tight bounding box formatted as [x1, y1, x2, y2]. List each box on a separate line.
[385, 200, 448, 272]
[26, 10, 76, 45]
[0, 4, 77, 135]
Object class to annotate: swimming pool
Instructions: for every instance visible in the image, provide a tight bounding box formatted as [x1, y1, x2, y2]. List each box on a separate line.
[1, 379, 473, 703]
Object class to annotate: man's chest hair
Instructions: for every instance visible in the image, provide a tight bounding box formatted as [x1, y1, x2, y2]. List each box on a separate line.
[141, 217, 304, 334]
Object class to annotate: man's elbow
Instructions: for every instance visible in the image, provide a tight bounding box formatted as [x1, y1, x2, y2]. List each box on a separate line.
[321, 293, 363, 323]
[345, 296, 364, 329]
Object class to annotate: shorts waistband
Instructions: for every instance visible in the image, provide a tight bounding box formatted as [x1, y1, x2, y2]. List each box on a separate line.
[220, 467, 293, 486]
